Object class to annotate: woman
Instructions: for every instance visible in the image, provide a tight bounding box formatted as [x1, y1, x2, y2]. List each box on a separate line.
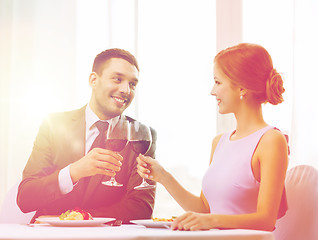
[137, 43, 288, 231]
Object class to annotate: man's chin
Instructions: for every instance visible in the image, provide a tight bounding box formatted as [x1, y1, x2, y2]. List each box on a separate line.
[106, 108, 127, 119]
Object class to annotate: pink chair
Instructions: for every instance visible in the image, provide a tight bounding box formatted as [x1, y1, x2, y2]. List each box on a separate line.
[274, 165, 318, 240]
[0, 181, 35, 224]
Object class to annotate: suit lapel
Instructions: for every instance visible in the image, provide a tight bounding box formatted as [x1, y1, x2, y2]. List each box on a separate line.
[82, 174, 104, 205]
[69, 106, 86, 162]
[66, 106, 88, 202]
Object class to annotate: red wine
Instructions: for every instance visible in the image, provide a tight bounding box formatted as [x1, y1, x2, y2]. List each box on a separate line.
[131, 140, 151, 154]
[105, 139, 127, 152]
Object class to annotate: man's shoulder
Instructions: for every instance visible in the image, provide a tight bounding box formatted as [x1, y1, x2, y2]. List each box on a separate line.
[43, 106, 86, 128]
[48, 106, 86, 120]
[125, 115, 156, 134]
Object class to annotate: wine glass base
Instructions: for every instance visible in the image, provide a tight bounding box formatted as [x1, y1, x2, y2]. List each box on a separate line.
[102, 181, 123, 187]
[134, 182, 156, 190]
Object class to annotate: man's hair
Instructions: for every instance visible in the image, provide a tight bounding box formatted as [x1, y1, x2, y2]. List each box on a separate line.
[92, 48, 139, 75]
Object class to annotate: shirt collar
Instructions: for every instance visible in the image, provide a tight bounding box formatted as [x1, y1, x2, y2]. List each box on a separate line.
[85, 105, 121, 130]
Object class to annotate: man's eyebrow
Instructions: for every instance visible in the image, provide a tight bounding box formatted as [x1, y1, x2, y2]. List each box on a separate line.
[112, 72, 139, 82]
[112, 72, 124, 76]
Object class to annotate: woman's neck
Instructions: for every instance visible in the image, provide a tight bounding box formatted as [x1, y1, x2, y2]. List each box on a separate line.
[232, 104, 267, 140]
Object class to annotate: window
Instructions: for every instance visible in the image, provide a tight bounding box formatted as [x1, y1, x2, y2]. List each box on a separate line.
[137, 0, 216, 216]
[243, 0, 294, 135]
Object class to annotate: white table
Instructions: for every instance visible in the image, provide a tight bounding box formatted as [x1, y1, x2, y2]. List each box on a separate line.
[0, 224, 274, 240]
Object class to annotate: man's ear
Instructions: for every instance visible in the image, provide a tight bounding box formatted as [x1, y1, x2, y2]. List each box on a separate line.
[89, 72, 98, 89]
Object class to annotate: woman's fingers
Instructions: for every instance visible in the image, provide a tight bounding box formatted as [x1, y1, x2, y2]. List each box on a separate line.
[136, 155, 148, 167]
[137, 161, 151, 178]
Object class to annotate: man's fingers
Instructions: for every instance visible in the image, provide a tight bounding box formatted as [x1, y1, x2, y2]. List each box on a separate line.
[96, 168, 116, 176]
[91, 148, 123, 162]
[97, 161, 121, 172]
[93, 151, 123, 167]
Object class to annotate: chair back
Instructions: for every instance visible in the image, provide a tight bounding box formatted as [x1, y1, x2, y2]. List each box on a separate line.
[0, 181, 35, 224]
[274, 165, 318, 240]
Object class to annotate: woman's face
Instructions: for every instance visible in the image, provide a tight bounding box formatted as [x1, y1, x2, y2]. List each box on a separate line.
[211, 63, 241, 114]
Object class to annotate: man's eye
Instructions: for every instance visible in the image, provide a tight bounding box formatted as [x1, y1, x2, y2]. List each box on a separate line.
[130, 82, 137, 89]
[114, 77, 121, 82]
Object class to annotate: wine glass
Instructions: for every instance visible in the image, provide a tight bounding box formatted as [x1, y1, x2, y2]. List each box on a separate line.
[130, 121, 156, 190]
[102, 117, 129, 187]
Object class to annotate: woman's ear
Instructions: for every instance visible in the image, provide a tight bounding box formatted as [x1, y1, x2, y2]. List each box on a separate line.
[240, 88, 247, 98]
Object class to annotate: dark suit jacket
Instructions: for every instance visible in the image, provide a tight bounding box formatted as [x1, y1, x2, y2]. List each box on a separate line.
[17, 106, 157, 223]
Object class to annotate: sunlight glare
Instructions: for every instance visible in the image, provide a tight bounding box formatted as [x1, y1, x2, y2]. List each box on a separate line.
[17, 84, 58, 123]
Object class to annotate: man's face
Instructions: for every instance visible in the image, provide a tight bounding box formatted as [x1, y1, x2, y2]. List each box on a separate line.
[89, 58, 139, 120]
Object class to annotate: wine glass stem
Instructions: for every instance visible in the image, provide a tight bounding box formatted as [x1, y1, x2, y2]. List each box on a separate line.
[109, 177, 116, 183]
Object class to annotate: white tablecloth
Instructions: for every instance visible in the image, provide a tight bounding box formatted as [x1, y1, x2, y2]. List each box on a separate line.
[0, 224, 274, 240]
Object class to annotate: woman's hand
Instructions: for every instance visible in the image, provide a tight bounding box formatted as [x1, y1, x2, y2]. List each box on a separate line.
[136, 154, 167, 184]
[171, 211, 215, 231]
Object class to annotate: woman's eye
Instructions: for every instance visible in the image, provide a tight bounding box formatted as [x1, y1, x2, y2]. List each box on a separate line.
[213, 77, 220, 85]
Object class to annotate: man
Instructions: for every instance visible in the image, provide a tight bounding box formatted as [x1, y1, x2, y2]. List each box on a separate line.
[17, 48, 156, 223]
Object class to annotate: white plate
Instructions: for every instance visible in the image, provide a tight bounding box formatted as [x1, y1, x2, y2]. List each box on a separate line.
[131, 219, 172, 228]
[36, 217, 115, 227]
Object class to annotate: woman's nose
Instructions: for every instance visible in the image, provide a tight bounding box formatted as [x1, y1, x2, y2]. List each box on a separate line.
[210, 85, 216, 96]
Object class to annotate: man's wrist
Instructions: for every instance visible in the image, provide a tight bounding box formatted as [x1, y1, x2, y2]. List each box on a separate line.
[59, 164, 75, 194]
[69, 163, 80, 183]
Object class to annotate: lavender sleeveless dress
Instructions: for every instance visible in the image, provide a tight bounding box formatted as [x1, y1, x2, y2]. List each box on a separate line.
[202, 126, 287, 218]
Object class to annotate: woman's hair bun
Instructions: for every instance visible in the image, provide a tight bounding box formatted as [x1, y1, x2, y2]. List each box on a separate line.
[266, 68, 285, 105]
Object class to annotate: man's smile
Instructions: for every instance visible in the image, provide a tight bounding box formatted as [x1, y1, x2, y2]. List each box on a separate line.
[112, 96, 128, 105]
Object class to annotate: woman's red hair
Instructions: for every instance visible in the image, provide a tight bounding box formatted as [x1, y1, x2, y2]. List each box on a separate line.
[214, 43, 284, 105]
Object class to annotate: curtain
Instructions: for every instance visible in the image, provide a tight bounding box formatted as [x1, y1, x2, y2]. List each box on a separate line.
[242, 0, 318, 169]
[0, 0, 78, 203]
[291, 0, 318, 168]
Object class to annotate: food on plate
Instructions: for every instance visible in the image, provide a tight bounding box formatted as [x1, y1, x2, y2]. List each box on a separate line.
[152, 216, 176, 222]
[59, 208, 93, 220]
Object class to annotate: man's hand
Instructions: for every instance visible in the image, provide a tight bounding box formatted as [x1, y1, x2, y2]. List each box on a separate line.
[69, 148, 123, 183]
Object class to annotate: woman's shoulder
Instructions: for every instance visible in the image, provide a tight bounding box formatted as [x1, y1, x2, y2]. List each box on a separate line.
[257, 127, 289, 156]
[262, 127, 288, 144]
[212, 132, 230, 149]
[212, 133, 224, 146]
[209, 133, 226, 164]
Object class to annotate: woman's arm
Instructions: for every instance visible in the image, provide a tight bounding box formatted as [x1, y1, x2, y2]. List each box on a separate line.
[136, 134, 223, 213]
[172, 129, 288, 231]
[137, 155, 209, 213]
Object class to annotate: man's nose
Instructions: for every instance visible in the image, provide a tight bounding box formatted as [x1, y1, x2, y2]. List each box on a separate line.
[119, 81, 130, 95]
